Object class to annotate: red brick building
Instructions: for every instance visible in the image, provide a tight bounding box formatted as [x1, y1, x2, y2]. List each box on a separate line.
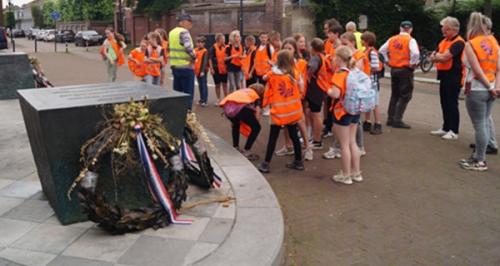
[123, 0, 314, 46]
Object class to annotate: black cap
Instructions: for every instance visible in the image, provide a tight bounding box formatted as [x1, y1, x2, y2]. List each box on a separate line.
[400, 21, 413, 29]
[177, 14, 192, 22]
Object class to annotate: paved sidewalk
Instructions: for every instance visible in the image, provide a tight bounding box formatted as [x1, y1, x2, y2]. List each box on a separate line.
[7, 40, 500, 265]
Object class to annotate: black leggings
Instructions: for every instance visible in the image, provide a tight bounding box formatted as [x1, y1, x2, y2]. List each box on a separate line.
[229, 107, 261, 151]
[264, 123, 302, 163]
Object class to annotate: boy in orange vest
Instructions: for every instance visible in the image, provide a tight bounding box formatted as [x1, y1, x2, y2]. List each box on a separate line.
[219, 83, 264, 160]
[194, 36, 209, 106]
[250, 32, 273, 85]
[362, 31, 384, 135]
[209, 33, 228, 105]
[128, 40, 148, 81]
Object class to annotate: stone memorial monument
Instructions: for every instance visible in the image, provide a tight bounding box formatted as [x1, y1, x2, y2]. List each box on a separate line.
[0, 52, 35, 99]
[18, 82, 189, 224]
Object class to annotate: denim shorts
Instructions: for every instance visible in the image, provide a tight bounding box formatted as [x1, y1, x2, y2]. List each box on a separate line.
[334, 114, 361, 126]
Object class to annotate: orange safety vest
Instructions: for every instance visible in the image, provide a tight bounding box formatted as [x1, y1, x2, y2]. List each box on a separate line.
[194, 47, 207, 77]
[146, 46, 162, 77]
[316, 53, 333, 93]
[387, 34, 412, 68]
[331, 69, 350, 120]
[271, 48, 279, 65]
[161, 40, 169, 65]
[219, 88, 260, 106]
[214, 44, 228, 74]
[263, 71, 303, 125]
[254, 45, 273, 76]
[296, 58, 308, 98]
[242, 45, 256, 80]
[435, 35, 464, 71]
[128, 48, 146, 77]
[324, 39, 336, 58]
[353, 49, 370, 75]
[230, 44, 244, 67]
[102, 38, 125, 66]
[469, 35, 499, 82]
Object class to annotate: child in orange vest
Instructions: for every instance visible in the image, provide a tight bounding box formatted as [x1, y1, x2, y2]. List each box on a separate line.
[219, 83, 264, 160]
[101, 27, 125, 83]
[209, 33, 229, 105]
[144, 32, 164, 86]
[194, 36, 209, 106]
[257, 50, 304, 173]
[361, 31, 383, 135]
[128, 40, 148, 81]
[243, 35, 257, 87]
[340, 32, 366, 156]
[326, 46, 363, 185]
[250, 32, 273, 84]
[155, 28, 169, 87]
[225, 30, 244, 93]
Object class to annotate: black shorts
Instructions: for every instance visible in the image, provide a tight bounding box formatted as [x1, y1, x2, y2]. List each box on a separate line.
[307, 98, 322, 113]
[334, 114, 360, 126]
[213, 72, 227, 84]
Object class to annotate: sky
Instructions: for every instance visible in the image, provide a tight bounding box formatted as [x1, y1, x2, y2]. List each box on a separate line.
[3, 0, 33, 8]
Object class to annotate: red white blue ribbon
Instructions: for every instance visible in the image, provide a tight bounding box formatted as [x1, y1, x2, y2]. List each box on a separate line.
[181, 139, 222, 189]
[135, 125, 192, 225]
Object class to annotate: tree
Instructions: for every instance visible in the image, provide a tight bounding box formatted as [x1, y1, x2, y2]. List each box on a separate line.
[484, 0, 493, 17]
[31, 5, 44, 28]
[81, 0, 114, 21]
[42, 1, 56, 27]
[132, 0, 182, 18]
[4, 11, 15, 29]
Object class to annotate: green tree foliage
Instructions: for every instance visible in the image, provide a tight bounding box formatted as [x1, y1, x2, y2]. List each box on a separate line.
[81, 0, 114, 21]
[4, 11, 16, 29]
[310, 0, 439, 49]
[31, 5, 44, 28]
[56, 0, 75, 21]
[42, 1, 56, 27]
[133, 0, 183, 18]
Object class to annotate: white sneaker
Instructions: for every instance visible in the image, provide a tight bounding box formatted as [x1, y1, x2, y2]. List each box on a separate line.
[323, 147, 341, 159]
[442, 131, 458, 140]
[359, 148, 366, 157]
[213, 100, 220, 107]
[275, 146, 294, 156]
[304, 148, 313, 161]
[351, 172, 363, 182]
[262, 108, 270, 116]
[332, 172, 353, 185]
[430, 128, 447, 136]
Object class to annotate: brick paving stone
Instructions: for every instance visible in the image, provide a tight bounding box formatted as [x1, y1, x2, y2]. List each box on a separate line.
[0, 197, 23, 216]
[47, 256, 113, 266]
[0, 180, 15, 190]
[182, 242, 218, 265]
[2, 199, 54, 223]
[0, 248, 56, 266]
[197, 218, 233, 244]
[0, 218, 37, 247]
[0, 180, 41, 199]
[117, 236, 194, 266]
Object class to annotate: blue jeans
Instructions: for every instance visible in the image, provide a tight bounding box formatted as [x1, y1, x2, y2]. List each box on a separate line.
[172, 67, 195, 109]
[466, 90, 495, 161]
[197, 74, 208, 104]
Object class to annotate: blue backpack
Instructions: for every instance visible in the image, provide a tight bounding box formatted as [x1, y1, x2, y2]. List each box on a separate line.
[343, 68, 376, 115]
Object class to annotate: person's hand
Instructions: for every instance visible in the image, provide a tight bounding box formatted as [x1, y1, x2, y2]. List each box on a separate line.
[200, 72, 205, 77]
[210, 68, 215, 75]
[109, 60, 115, 65]
[490, 88, 500, 98]
[464, 82, 472, 96]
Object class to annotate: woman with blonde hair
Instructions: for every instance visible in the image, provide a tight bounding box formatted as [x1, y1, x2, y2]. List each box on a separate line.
[155, 28, 169, 86]
[327, 45, 363, 184]
[225, 30, 245, 92]
[459, 12, 500, 171]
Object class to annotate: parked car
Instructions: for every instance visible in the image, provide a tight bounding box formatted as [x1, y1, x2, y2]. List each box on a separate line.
[75, 30, 103, 46]
[44, 30, 57, 42]
[12, 29, 25, 38]
[35, 30, 46, 41]
[0, 27, 8, 50]
[27, 29, 40, 40]
[55, 30, 75, 43]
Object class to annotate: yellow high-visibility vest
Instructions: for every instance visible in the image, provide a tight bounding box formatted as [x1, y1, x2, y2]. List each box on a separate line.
[168, 26, 193, 67]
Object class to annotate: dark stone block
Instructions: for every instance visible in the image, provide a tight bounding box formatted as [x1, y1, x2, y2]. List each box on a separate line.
[0, 52, 35, 99]
[17, 82, 189, 225]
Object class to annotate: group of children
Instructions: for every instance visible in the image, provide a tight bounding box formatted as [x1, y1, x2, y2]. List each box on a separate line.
[218, 18, 383, 184]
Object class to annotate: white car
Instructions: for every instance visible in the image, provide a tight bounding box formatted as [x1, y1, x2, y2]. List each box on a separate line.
[43, 30, 56, 42]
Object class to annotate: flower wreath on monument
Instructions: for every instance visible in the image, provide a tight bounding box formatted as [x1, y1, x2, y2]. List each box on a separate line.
[67, 99, 231, 235]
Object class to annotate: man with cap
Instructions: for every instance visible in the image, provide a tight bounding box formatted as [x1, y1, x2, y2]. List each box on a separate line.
[168, 14, 196, 109]
[380, 20, 420, 129]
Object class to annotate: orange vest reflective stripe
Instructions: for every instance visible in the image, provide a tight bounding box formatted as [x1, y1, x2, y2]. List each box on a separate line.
[161, 40, 169, 64]
[316, 54, 333, 93]
[388, 34, 411, 68]
[254, 45, 272, 76]
[240, 122, 252, 137]
[331, 70, 350, 120]
[214, 44, 227, 74]
[194, 48, 207, 77]
[354, 49, 370, 75]
[146, 47, 161, 77]
[296, 58, 308, 98]
[435, 35, 464, 71]
[230, 44, 244, 67]
[128, 48, 146, 77]
[242, 45, 256, 80]
[263, 71, 303, 125]
[470, 35, 499, 82]
[219, 88, 260, 106]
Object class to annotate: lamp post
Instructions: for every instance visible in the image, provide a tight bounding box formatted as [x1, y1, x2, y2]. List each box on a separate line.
[117, 0, 123, 34]
[239, 0, 243, 35]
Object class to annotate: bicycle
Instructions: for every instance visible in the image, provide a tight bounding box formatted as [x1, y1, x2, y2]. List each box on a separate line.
[419, 47, 434, 73]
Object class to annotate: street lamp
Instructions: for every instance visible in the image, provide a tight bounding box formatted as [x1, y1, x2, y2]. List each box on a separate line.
[239, 0, 243, 35]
